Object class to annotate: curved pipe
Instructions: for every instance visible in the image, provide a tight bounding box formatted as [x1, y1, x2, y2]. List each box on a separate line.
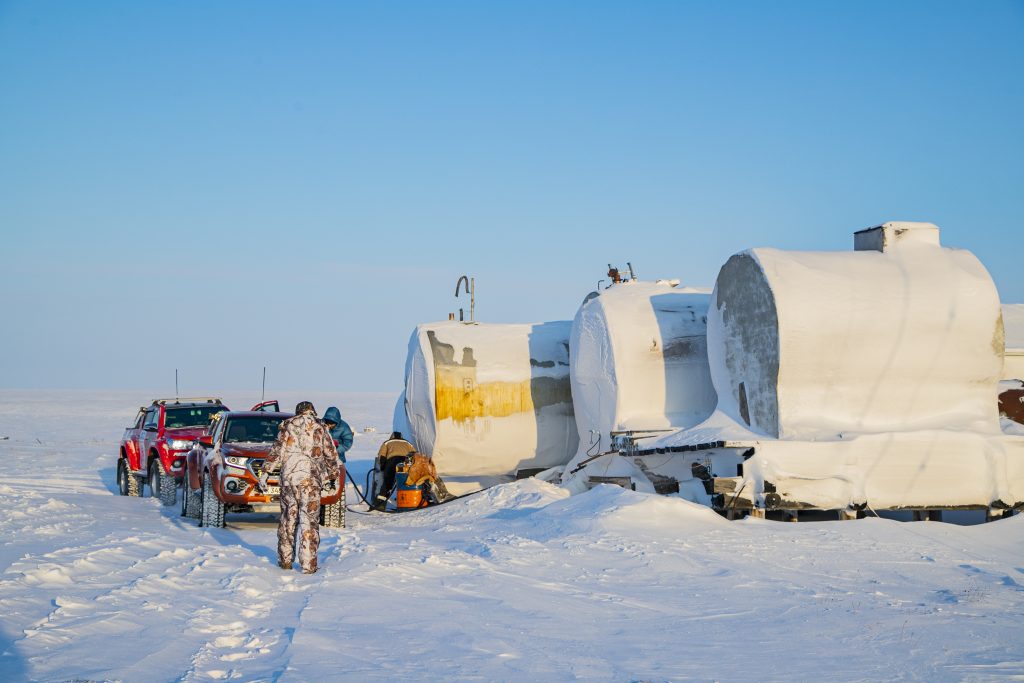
[455, 275, 469, 297]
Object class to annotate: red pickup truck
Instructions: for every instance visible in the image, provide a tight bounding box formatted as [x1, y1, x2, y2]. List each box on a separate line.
[180, 410, 345, 528]
[118, 398, 228, 506]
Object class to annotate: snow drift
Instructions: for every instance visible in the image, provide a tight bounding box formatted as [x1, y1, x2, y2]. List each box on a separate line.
[394, 321, 578, 481]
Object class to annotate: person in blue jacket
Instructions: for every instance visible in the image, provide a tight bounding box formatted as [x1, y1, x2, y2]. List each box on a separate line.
[322, 406, 353, 463]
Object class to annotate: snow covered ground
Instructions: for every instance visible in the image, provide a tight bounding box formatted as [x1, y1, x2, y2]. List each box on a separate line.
[1, 391, 1023, 682]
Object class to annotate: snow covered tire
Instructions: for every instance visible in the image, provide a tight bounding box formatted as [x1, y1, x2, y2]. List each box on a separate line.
[200, 471, 225, 528]
[149, 459, 176, 507]
[117, 459, 141, 497]
[321, 486, 345, 529]
[181, 477, 201, 520]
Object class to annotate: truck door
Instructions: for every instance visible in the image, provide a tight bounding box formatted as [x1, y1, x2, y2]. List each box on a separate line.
[126, 409, 145, 470]
[206, 415, 227, 481]
[140, 407, 161, 473]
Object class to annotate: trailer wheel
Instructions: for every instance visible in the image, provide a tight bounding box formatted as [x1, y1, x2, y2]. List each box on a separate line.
[321, 486, 346, 529]
[200, 471, 225, 528]
[117, 459, 141, 497]
[149, 459, 176, 507]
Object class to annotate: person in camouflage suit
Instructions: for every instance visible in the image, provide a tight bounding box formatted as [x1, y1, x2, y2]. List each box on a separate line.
[262, 401, 339, 574]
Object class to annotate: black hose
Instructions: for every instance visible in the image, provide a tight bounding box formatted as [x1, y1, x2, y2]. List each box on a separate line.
[350, 485, 490, 515]
[343, 461, 498, 515]
[344, 464, 391, 513]
[365, 467, 377, 503]
[345, 468, 373, 507]
[438, 486, 491, 503]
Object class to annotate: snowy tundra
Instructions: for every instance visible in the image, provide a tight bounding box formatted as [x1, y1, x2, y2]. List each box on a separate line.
[1, 390, 1023, 682]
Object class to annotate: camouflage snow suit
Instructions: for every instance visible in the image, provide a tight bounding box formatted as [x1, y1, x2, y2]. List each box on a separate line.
[264, 411, 340, 573]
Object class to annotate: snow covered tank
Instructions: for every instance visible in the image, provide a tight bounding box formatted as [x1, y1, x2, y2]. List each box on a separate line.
[563, 281, 717, 488]
[612, 222, 1024, 517]
[1003, 304, 1024, 382]
[710, 221, 1003, 438]
[1000, 305, 1024, 431]
[394, 321, 577, 490]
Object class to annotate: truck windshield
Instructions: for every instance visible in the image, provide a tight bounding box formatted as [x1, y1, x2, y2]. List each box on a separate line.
[224, 416, 285, 444]
[165, 405, 226, 428]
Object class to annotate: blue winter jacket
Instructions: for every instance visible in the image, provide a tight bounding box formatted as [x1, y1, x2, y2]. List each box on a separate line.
[323, 406, 353, 463]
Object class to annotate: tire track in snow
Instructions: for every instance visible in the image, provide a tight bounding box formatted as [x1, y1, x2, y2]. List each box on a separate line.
[2, 544, 204, 679]
[1, 524, 303, 681]
[2, 534, 217, 679]
[179, 533, 350, 682]
[181, 572, 295, 681]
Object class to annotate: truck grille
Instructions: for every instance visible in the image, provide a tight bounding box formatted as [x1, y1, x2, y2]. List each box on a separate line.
[247, 459, 278, 486]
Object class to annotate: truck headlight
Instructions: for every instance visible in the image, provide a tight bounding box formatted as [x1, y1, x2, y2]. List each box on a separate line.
[169, 439, 193, 450]
[225, 477, 248, 493]
[226, 456, 249, 466]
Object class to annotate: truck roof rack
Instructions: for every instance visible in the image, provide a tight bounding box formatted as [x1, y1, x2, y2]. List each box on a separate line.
[151, 397, 224, 405]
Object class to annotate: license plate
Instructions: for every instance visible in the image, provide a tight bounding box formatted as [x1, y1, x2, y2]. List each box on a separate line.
[265, 486, 280, 495]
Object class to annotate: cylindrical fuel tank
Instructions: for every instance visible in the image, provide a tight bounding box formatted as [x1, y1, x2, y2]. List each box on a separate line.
[1003, 304, 1024, 381]
[568, 281, 717, 463]
[395, 320, 577, 478]
[708, 223, 1004, 439]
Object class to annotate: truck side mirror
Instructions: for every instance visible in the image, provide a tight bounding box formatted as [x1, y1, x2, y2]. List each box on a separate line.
[199, 435, 214, 447]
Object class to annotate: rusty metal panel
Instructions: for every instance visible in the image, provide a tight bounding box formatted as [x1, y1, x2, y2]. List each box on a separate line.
[999, 388, 1024, 425]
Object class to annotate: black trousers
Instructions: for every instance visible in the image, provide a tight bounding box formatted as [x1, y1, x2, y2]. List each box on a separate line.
[376, 456, 403, 503]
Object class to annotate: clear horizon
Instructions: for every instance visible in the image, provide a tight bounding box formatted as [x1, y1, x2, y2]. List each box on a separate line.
[2, 1, 1022, 392]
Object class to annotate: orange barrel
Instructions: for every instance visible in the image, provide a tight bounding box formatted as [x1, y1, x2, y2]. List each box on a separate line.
[396, 486, 423, 509]
[394, 464, 426, 510]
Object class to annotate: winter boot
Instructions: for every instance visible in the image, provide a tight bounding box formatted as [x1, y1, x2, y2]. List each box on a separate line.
[431, 478, 454, 503]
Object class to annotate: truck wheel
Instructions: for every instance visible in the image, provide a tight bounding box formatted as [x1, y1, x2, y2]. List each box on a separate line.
[149, 459, 176, 507]
[118, 459, 141, 497]
[321, 486, 346, 529]
[200, 471, 225, 528]
[181, 476, 201, 520]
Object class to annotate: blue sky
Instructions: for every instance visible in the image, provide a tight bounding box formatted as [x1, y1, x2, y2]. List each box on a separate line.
[1, 1, 1022, 393]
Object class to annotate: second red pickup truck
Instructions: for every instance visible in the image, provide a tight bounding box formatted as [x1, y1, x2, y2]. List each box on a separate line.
[180, 409, 346, 528]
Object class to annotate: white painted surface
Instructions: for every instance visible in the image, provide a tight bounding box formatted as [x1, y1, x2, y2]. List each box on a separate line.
[1004, 304, 1024, 380]
[1005, 353, 1024, 382]
[1003, 304, 1024, 350]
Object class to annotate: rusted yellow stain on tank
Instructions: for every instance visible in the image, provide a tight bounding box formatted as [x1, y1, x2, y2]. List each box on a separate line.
[427, 331, 573, 423]
[435, 365, 535, 422]
[434, 364, 573, 422]
[993, 313, 1006, 358]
